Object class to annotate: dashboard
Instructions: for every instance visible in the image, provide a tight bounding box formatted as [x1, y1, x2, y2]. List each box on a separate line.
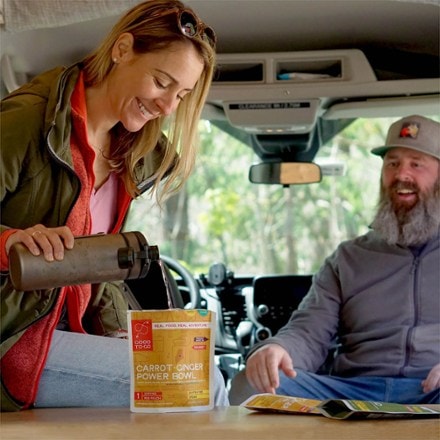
[197, 265, 313, 357]
[196, 266, 313, 386]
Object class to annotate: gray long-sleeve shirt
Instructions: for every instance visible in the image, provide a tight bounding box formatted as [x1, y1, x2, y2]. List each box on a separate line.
[249, 229, 440, 378]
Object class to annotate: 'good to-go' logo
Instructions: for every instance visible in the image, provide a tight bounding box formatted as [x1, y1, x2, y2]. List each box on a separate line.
[131, 319, 153, 351]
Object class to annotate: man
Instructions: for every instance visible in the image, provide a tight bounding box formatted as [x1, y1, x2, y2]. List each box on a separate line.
[230, 114, 440, 405]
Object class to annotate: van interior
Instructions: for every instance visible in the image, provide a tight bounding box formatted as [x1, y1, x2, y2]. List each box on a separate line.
[1, 0, 439, 391]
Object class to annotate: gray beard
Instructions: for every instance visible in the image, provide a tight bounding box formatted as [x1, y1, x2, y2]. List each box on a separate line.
[371, 181, 440, 247]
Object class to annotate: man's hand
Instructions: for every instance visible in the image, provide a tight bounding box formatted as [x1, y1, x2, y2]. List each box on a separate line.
[422, 363, 440, 393]
[5, 224, 74, 262]
[245, 343, 296, 394]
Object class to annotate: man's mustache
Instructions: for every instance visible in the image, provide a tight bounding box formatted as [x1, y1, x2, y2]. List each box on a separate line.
[390, 180, 419, 193]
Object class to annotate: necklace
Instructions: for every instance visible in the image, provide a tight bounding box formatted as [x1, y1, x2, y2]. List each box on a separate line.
[90, 140, 111, 159]
[89, 131, 112, 159]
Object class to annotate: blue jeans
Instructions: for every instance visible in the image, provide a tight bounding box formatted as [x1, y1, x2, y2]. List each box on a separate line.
[35, 330, 229, 407]
[277, 369, 440, 404]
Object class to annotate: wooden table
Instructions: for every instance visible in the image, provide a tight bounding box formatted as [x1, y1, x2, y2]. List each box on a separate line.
[1, 406, 439, 440]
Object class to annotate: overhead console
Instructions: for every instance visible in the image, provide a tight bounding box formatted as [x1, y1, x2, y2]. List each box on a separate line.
[207, 49, 439, 134]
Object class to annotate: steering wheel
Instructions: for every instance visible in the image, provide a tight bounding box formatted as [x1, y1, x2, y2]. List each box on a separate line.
[161, 255, 201, 309]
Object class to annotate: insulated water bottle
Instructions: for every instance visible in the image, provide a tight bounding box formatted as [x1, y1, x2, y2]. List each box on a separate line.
[8, 231, 159, 290]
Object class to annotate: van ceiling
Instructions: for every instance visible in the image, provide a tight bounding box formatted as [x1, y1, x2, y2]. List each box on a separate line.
[1, 0, 438, 161]
[1, 0, 438, 78]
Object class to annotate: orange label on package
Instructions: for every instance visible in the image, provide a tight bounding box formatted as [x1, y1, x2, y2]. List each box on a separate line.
[128, 309, 215, 413]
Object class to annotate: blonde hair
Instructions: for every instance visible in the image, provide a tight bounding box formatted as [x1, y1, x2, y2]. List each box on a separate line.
[82, 0, 216, 202]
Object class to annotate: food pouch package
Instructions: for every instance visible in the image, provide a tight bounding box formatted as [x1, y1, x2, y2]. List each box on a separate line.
[128, 309, 216, 412]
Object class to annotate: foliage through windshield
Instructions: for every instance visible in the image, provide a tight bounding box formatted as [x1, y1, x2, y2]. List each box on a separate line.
[125, 118, 399, 276]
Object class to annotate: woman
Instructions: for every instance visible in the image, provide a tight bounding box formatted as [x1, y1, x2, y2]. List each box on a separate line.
[0, 0, 228, 411]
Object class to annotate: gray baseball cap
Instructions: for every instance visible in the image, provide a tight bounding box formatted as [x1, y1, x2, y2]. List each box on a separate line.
[371, 115, 440, 160]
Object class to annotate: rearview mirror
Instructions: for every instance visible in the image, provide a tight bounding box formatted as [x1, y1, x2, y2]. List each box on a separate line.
[249, 162, 322, 185]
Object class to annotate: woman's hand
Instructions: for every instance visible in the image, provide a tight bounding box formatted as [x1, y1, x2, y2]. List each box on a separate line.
[5, 224, 74, 262]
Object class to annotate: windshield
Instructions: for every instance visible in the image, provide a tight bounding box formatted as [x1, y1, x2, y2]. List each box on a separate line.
[123, 116, 424, 275]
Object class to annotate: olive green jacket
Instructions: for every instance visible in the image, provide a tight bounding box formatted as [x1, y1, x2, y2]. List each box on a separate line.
[0, 64, 168, 411]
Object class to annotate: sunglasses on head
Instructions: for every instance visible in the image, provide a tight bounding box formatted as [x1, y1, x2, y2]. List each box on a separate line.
[151, 7, 217, 48]
[178, 9, 216, 47]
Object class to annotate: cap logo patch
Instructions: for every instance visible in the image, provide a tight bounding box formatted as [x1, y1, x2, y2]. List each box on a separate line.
[399, 122, 419, 139]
